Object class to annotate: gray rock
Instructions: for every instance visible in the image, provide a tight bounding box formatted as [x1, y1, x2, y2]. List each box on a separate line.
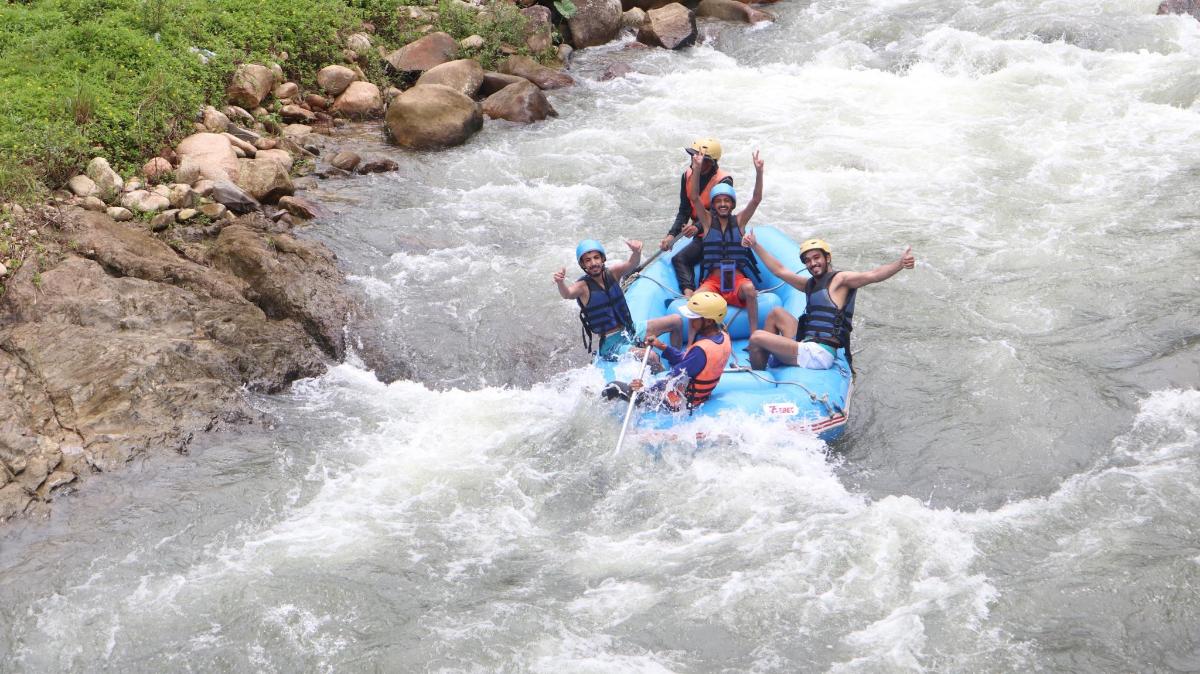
[357, 158, 399, 174]
[227, 63, 275, 108]
[106, 206, 134, 221]
[567, 0, 622, 48]
[86, 157, 124, 202]
[211, 180, 260, 214]
[278, 196, 323, 220]
[416, 59, 486, 98]
[384, 84, 483, 150]
[384, 32, 458, 74]
[317, 65, 357, 96]
[499, 56, 574, 90]
[637, 3, 696, 49]
[331, 151, 361, 172]
[482, 80, 558, 123]
[68, 175, 100, 198]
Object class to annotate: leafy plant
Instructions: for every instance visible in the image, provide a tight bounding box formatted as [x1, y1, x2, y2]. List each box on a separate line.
[553, 0, 576, 19]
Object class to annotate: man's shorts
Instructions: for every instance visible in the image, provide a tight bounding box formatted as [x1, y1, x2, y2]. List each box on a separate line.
[596, 320, 648, 361]
[795, 341, 835, 369]
[697, 270, 755, 307]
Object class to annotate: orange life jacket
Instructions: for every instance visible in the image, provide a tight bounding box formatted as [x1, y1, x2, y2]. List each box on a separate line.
[685, 168, 731, 220]
[683, 332, 732, 408]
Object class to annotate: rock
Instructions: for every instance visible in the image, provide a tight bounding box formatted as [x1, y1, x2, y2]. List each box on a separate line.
[499, 56, 575, 90]
[331, 81, 384, 118]
[558, 44, 574, 63]
[460, 34, 486, 50]
[638, 3, 696, 49]
[1158, 0, 1200, 17]
[82, 196, 107, 212]
[193, 179, 215, 197]
[278, 196, 323, 220]
[36, 470, 76, 500]
[304, 94, 329, 111]
[482, 80, 558, 123]
[176, 132, 239, 184]
[316, 64, 357, 96]
[167, 184, 196, 209]
[222, 132, 257, 158]
[202, 106, 230, 133]
[68, 175, 99, 198]
[522, 5, 554, 52]
[199, 202, 228, 219]
[224, 106, 255, 124]
[280, 104, 318, 123]
[274, 81, 300, 100]
[16, 454, 50, 493]
[256, 149, 294, 173]
[384, 32, 458, 74]
[567, 0, 622, 48]
[226, 64, 275, 109]
[600, 63, 634, 80]
[142, 157, 174, 183]
[226, 124, 262, 145]
[86, 157, 124, 202]
[622, 7, 648, 28]
[121, 190, 171, 214]
[0, 262, 7, 277]
[106, 206, 134, 221]
[211, 179, 260, 214]
[696, 0, 773, 22]
[357, 158, 399, 174]
[384, 84, 483, 150]
[346, 32, 373, 53]
[331, 151, 361, 171]
[416, 59, 486, 97]
[283, 124, 313, 137]
[177, 208, 199, 222]
[0, 484, 30, 521]
[480, 71, 529, 96]
[150, 211, 177, 231]
[234, 158, 294, 204]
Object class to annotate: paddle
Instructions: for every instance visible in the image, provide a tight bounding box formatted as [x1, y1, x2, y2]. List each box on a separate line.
[612, 344, 653, 458]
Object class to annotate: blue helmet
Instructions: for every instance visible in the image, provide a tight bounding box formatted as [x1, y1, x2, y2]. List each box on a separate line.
[709, 183, 737, 207]
[576, 239, 606, 266]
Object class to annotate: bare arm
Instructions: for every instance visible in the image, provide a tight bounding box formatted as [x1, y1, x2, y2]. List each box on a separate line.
[608, 239, 644, 278]
[742, 230, 808, 289]
[835, 246, 915, 290]
[688, 152, 712, 234]
[734, 150, 764, 229]
[554, 267, 587, 300]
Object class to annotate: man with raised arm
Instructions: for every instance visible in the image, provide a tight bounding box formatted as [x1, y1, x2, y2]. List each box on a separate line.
[659, 138, 734, 296]
[743, 235, 915, 370]
[555, 238, 682, 360]
[689, 149, 764, 336]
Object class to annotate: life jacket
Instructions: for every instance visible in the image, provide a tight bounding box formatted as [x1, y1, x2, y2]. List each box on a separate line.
[796, 270, 856, 352]
[576, 270, 635, 353]
[699, 213, 762, 283]
[682, 332, 732, 408]
[685, 167, 731, 221]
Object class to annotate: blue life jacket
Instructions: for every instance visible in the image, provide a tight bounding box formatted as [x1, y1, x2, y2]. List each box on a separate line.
[796, 270, 856, 351]
[577, 270, 634, 353]
[698, 213, 762, 282]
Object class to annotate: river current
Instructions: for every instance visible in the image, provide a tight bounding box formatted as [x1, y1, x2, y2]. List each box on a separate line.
[4, 0, 1200, 671]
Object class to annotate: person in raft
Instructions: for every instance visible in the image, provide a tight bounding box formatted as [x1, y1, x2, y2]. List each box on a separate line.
[743, 235, 915, 370]
[689, 147, 764, 336]
[555, 238, 683, 360]
[602, 292, 733, 412]
[659, 138, 734, 296]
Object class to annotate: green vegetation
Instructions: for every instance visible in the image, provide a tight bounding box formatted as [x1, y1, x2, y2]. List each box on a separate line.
[0, 0, 548, 205]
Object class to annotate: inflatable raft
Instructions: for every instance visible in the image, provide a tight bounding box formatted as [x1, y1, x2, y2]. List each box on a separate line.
[594, 226, 853, 442]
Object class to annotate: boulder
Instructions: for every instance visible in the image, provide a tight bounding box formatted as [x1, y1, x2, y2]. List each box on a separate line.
[274, 81, 300, 100]
[120, 190, 171, 214]
[86, 158, 124, 202]
[482, 80, 558, 123]
[567, 0, 623, 48]
[176, 132, 239, 184]
[522, 5, 554, 52]
[222, 133, 257, 158]
[499, 56, 574, 90]
[460, 34, 486, 50]
[416, 59, 486, 97]
[226, 64, 275, 109]
[226, 124, 262, 145]
[283, 124, 313, 137]
[1158, 0, 1200, 17]
[346, 32, 373, 53]
[331, 151, 361, 172]
[142, 157, 173, 183]
[280, 104, 318, 123]
[622, 7, 648, 28]
[235, 158, 295, 204]
[331, 81, 384, 118]
[199, 202, 228, 219]
[202, 106, 230, 133]
[68, 175, 99, 199]
[600, 63, 634, 80]
[385, 84, 483, 150]
[211, 179, 260, 214]
[696, 0, 774, 22]
[384, 32, 458, 74]
[480, 71, 528, 96]
[256, 149, 294, 173]
[82, 196, 107, 212]
[167, 184, 196, 209]
[638, 3, 696, 49]
[278, 196, 323, 220]
[305, 94, 329, 111]
[106, 206, 134, 221]
[316, 65, 357, 96]
[357, 158, 399, 174]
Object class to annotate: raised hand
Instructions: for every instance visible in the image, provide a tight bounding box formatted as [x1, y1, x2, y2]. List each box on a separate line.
[899, 246, 914, 269]
[691, 150, 705, 171]
[553, 267, 566, 283]
[626, 239, 643, 254]
[752, 150, 763, 171]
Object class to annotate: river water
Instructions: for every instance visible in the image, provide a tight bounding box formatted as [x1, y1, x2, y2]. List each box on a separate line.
[4, 1, 1200, 671]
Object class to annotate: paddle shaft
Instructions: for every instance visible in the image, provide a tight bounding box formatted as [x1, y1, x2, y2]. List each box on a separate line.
[612, 345, 653, 457]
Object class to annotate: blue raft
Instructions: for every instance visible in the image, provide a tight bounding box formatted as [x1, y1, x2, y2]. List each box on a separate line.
[594, 226, 854, 442]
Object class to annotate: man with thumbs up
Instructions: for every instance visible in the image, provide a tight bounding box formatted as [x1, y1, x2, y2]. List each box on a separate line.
[741, 234, 916, 371]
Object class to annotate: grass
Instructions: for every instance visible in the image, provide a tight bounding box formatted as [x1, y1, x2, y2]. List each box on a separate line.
[0, 0, 551, 206]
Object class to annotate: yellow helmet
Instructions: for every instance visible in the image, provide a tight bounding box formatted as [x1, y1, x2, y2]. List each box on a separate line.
[800, 238, 831, 256]
[686, 137, 723, 161]
[678, 291, 728, 322]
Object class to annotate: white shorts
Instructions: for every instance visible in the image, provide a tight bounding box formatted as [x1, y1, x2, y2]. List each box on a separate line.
[796, 341, 835, 370]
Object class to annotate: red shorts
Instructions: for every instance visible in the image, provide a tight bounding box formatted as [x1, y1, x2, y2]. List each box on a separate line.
[697, 270, 754, 307]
